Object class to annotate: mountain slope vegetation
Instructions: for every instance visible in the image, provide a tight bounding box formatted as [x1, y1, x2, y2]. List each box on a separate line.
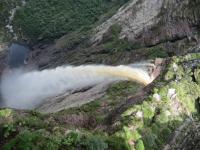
[0, 0, 200, 150]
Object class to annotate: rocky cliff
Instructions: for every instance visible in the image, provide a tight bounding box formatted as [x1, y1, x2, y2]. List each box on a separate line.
[0, 0, 200, 68]
[92, 0, 200, 47]
[0, 0, 200, 150]
[0, 53, 200, 150]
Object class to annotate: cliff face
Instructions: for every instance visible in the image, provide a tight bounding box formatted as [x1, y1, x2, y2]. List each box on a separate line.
[0, 1, 200, 150]
[1, 0, 200, 46]
[92, 0, 164, 44]
[0, 53, 200, 150]
[0, 0, 199, 69]
[92, 0, 200, 50]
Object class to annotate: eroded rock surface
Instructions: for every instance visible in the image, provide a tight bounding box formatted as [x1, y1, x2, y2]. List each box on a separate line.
[37, 81, 113, 113]
[92, 0, 200, 47]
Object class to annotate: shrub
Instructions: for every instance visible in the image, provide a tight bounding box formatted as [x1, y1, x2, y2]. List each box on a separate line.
[12, 0, 128, 41]
[80, 134, 108, 150]
[147, 47, 168, 59]
[135, 140, 145, 150]
[2, 130, 61, 150]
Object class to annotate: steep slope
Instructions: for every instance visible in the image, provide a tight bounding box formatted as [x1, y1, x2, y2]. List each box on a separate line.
[0, 0, 129, 42]
[0, 53, 200, 150]
[92, 0, 163, 44]
[92, 0, 200, 46]
[0, 0, 200, 150]
[28, 0, 200, 69]
[0, 0, 199, 71]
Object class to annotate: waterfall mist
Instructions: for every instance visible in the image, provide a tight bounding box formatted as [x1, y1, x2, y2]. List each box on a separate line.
[0, 64, 153, 109]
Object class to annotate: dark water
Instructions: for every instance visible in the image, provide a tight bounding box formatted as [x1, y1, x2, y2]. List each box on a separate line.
[8, 43, 29, 68]
[0, 43, 30, 107]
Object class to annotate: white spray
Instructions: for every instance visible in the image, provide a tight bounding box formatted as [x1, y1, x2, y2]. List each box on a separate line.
[0, 65, 153, 109]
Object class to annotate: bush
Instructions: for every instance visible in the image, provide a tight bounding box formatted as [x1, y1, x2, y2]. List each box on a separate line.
[62, 132, 81, 147]
[135, 140, 145, 150]
[2, 130, 62, 150]
[147, 47, 168, 59]
[13, 0, 128, 41]
[107, 136, 131, 150]
[80, 134, 108, 150]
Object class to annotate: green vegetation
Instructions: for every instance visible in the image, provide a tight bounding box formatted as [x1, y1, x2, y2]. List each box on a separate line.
[0, 54, 200, 150]
[11, 0, 128, 41]
[0, 109, 12, 118]
[194, 68, 200, 83]
[102, 24, 142, 52]
[2, 130, 109, 150]
[1, 127, 130, 150]
[0, 108, 128, 150]
[54, 81, 142, 127]
[0, 0, 23, 42]
[0, 81, 141, 150]
[0, 0, 19, 29]
[55, 31, 90, 50]
[112, 53, 200, 149]
[147, 46, 168, 59]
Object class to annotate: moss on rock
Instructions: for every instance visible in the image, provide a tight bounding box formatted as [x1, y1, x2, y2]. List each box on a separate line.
[110, 53, 200, 150]
[0, 53, 200, 150]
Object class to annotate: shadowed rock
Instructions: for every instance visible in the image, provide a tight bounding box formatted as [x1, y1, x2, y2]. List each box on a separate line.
[8, 43, 29, 68]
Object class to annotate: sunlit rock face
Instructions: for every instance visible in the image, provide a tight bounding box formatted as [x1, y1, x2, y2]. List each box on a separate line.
[92, 0, 200, 46]
[92, 0, 164, 44]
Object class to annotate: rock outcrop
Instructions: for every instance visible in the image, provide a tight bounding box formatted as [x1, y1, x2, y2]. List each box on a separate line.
[0, 53, 199, 150]
[0, 1, 200, 150]
[92, 0, 200, 48]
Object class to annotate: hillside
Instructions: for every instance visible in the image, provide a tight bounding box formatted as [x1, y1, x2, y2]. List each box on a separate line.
[0, 0, 200, 150]
[1, 53, 200, 150]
